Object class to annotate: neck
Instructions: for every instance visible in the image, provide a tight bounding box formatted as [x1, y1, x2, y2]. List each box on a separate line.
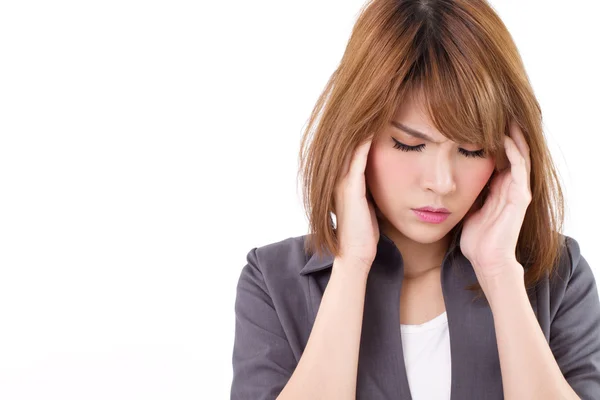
[380, 222, 452, 280]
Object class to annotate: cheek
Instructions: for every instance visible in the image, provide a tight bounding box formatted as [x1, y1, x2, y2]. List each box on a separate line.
[367, 148, 414, 190]
[457, 160, 495, 197]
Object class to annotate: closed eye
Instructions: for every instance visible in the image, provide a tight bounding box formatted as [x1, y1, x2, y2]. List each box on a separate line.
[391, 137, 486, 158]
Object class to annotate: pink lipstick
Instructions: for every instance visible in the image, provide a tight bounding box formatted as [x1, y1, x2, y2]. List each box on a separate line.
[412, 206, 451, 224]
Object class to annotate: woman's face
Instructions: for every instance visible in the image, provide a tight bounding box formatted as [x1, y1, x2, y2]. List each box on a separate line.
[365, 95, 496, 244]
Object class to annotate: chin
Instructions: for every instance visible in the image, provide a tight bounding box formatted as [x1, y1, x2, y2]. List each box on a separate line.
[404, 227, 451, 244]
[385, 215, 455, 245]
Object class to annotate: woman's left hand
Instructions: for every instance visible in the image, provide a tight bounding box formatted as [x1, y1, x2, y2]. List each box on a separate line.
[460, 120, 532, 286]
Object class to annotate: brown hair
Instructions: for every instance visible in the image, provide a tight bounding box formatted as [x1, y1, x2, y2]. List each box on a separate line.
[296, 0, 565, 297]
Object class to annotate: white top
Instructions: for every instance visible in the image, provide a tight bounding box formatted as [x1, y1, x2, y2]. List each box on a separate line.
[400, 311, 452, 399]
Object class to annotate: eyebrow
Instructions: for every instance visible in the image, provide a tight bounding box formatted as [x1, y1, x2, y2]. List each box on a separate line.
[390, 121, 445, 144]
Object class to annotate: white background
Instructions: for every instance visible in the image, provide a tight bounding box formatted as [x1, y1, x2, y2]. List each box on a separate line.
[0, 1, 598, 399]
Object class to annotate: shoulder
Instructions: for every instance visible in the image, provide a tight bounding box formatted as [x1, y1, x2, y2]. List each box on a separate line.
[549, 234, 590, 288]
[545, 233, 597, 320]
[252, 234, 310, 275]
[239, 233, 313, 293]
[562, 234, 596, 292]
[526, 235, 600, 395]
[563, 234, 585, 276]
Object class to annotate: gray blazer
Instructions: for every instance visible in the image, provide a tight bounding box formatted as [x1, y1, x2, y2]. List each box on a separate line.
[230, 232, 600, 399]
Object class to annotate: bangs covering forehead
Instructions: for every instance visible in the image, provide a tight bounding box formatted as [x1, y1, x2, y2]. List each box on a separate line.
[396, 18, 511, 160]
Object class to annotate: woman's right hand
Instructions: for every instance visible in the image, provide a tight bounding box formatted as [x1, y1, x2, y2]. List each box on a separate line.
[333, 137, 380, 275]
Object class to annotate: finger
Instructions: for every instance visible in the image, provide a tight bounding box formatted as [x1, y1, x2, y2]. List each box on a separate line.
[340, 149, 352, 180]
[504, 135, 530, 199]
[348, 138, 373, 180]
[509, 121, 531, 188]
[509, 121, 530, 156]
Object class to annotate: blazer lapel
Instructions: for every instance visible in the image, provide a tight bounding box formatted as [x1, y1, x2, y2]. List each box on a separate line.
[442, 248, 504, 399]
[301, 232, 505, 399]
[356, 234, 409, 398]
[301, 233, 409, 398]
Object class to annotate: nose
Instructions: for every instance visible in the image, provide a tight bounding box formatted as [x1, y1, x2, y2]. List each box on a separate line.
[422, 152, 456, 195]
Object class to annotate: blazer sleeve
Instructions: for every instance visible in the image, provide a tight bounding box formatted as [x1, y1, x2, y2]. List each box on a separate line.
[550, 237, 600, 399]
[230, 247, 296, 400]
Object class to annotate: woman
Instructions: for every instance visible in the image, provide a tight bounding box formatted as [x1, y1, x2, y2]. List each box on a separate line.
[231, 0, 600, 399]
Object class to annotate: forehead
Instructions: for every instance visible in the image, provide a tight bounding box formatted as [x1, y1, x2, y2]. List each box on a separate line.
[389, 90, 490, 147]
[392, 95, 449, 142]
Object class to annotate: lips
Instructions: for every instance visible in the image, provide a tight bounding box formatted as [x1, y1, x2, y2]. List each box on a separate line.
[413, 206, 450, 213]
[412, 209, 450, 223]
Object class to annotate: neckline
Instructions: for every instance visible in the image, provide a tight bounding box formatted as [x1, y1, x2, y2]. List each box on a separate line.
[400, 311, 448, 333]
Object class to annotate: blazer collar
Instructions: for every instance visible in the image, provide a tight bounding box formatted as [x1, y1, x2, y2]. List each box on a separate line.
[300, 230, 461, 276]
[298, 228, 509, 398]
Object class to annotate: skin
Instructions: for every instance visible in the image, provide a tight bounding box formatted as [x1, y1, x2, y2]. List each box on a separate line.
[365, 91, 496, 282]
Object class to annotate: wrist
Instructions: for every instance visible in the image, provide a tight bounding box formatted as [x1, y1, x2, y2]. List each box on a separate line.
[478, 265, 525, 307]
[332, 256, 373, 282]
